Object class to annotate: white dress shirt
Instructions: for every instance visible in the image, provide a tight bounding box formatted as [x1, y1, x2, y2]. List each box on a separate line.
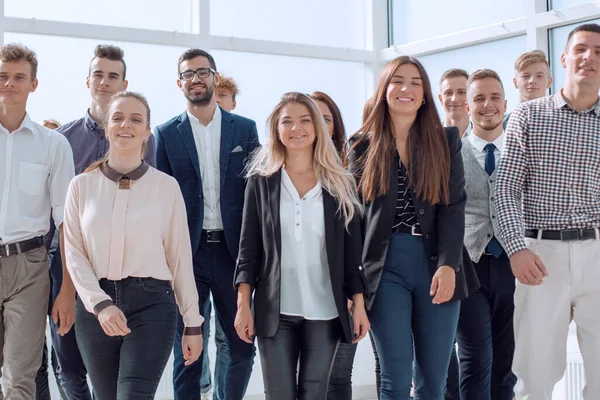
[468, 129, 505, 169]
[279, 168, 338, 320]
[0, 114, 74, 244]
[188, 107, 223, 230]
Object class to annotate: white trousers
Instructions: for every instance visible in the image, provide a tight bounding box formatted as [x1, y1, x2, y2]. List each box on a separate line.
[513, 235, 600, 400]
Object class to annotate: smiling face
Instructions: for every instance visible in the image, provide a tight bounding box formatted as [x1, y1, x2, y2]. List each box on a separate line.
[439, 76, 468, 120]
[277, 102, 317, 153]
[106, 96, 150, 156]
[177, 56, 219, 107]
[386, 63, 424, 118]
[467, 77, 507, 132]
[561, 30, 600, 92]
[0, 60, 38, 108]
[514, 62, 552, 102]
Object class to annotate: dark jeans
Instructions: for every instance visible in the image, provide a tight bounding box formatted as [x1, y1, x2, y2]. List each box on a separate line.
[327, 332, 382, 400]
[258, 315, 341, 400]
[173, 232, 254, 400]
[369, 233, 460, 400]
[456, 253, 516, 400]
[76, 278, 177, 400]
[38, 237, 92, 400]
[445, 344, 460, 400]
[36, 339, 67, 400]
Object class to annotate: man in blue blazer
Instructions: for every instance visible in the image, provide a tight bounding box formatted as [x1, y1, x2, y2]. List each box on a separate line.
[155, 49, 259, 400]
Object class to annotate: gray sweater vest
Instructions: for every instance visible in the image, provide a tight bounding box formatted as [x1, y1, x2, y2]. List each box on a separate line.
[461, 137, 507, 263]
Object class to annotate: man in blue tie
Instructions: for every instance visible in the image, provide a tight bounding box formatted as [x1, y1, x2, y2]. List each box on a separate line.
[456, 69, 516, 400]
[154, 48, 258, 400]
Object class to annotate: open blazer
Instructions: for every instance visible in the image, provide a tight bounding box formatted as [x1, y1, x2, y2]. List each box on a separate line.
[348, 126, 479, 310]
[234, 170, 368, 344]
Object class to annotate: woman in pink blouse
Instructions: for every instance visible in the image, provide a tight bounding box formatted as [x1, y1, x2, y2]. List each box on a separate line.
[63, 91, 203, 400]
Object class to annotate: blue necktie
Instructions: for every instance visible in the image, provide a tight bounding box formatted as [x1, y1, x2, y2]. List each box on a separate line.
[485, 143, 503, 258]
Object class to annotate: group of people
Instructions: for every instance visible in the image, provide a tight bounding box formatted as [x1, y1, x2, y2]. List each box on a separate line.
[0, 20, 598, 400]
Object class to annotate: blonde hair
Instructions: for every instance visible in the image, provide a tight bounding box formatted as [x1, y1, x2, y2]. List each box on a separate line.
[84, 91, 151, 173]
[514, 50, 549, 72]
[245, 92, 362, 227]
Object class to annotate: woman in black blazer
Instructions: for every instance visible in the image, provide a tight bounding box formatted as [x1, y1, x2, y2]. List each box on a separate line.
[234, 92, 370, 400]
[348, 56, 479, 400]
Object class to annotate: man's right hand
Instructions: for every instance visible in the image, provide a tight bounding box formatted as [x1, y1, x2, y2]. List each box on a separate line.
[510, 249, 548, 286]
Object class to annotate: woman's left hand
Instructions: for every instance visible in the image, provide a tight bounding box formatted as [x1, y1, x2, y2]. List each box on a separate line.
[430, 265, 456, 304]
[350, 296, 370, 344]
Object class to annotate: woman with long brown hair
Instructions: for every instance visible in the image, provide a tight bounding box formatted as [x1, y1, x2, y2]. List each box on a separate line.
[234, 92, 369, 399]
[310, 91, 347, 163]
[348, 56, 478, 399]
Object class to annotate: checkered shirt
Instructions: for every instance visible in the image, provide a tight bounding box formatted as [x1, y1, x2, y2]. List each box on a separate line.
[495, 92, 600, 256]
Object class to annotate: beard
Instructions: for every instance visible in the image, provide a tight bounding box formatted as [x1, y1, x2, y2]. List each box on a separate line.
[184, 81, 215, 106]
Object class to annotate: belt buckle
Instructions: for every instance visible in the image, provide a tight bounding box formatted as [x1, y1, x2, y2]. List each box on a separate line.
[560, 229, 581, 241]
[0, 244, 9, 257]
[411, 225, 422, 237]
[206, 231, 220, 243]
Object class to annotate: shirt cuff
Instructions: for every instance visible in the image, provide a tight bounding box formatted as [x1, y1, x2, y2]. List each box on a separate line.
[184, 326, 203, 336]
[505, 235, 528, 257]
[93, 299, 115, 316]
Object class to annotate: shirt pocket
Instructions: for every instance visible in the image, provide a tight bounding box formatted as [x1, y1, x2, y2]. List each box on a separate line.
[310, 201, 325, 237]
[19, 161, 49, 196]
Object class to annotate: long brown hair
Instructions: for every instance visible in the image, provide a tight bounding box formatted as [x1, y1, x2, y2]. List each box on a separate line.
[350, 56, 450, 205]
[84, 91, 151, 173]
[245, 92, 362, 227]
[310, 91, 347, 164]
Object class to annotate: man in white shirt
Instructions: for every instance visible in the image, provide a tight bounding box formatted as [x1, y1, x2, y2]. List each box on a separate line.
[0, 43, 75, 399]
[439, 68, 472, 137]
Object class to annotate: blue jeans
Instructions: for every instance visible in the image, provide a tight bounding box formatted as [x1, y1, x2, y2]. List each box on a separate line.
[369, 233, 460, 400]
[76, 278, 177, 400]
[173, 232, 254, 400]
[200, 297, 231, 399]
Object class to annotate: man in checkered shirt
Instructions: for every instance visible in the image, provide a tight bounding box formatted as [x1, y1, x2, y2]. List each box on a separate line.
[495, 23, 600, 399]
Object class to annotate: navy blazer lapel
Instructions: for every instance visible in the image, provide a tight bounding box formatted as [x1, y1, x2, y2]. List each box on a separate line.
[267, 171, 282, 261]
[177, 112, 201, 179]
[220, 108, 235, 189]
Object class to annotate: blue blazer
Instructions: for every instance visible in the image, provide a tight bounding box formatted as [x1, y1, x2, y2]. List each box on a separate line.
[154, 108, 260, 261]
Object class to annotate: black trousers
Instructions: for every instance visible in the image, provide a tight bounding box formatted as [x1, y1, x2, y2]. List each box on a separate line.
[258, 314, 341, 400]
[456, 253, 517, 400]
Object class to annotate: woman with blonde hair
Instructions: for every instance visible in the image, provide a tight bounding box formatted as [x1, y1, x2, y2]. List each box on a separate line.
[348, 56, 478, 399]
[63, 91, 203, 399]
[234, 92, 369, 399]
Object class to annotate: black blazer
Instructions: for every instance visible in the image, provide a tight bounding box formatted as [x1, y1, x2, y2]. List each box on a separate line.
[234, 170, 367, 344]
[349, 126, 479, 310]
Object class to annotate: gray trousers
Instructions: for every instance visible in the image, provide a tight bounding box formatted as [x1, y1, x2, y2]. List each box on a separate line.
[0, 245, 50, 399]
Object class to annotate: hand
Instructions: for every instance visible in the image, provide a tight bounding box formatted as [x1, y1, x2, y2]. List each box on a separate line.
[430, 265, 456, 304]
[510, 249, 548, 286]
[52, 289, 76, 336]
[350, 300, 370, 344]
[97, 305, 130, 337]
[182, 334, 203, 366]
[234, 305, 255, 344]
[347, 300, 353, 313]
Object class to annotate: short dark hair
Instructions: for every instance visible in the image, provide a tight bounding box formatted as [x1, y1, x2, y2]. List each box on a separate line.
[467, 68, 504, 93]
[565, 23, 600, 51]
[90, 45, 127, 80]
[0, 43, 38, 80]
[178, 49, 217, 74]
[439, 68, 469, 86]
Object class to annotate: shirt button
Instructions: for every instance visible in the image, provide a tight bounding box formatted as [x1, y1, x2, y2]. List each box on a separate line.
[487, 234, 492, 238]
[430, 255, 438, 261]
[489, 179, 495, 184]
[425, 234, 432, 239]
[296, 223, 300, 226]
[418, 209, 425, 215]
[492, 215, 496, 219]
[490, 196, 495, 201]
[199, 194, 204, 200]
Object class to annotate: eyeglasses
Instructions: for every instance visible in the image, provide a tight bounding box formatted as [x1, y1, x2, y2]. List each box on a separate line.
[179, 68, 216, 81]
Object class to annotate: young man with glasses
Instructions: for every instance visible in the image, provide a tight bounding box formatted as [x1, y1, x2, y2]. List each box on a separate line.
[155, 48, 258, 400]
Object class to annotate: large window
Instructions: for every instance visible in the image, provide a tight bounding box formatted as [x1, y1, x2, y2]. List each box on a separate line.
[550, 0, 595, 9]
[210, 0, 367, 49]
[3, 33, 188, 129]
[549, 18, 600, 93]
[390, 0, 526, 44]
[417, 36, 527, 117]
[5, 0, 199, 33]
[212, 50, 367, 143]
